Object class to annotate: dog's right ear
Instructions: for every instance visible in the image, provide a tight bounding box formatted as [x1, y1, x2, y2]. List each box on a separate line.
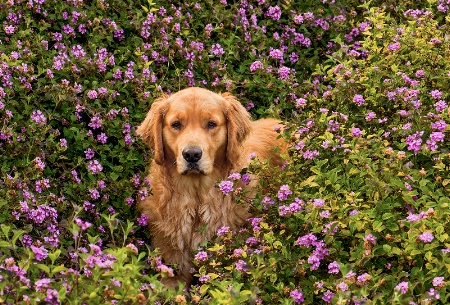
[136, 94, 169, 165]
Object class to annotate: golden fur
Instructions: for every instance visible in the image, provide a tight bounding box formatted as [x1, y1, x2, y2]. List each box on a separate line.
[137, 87, 286, 284]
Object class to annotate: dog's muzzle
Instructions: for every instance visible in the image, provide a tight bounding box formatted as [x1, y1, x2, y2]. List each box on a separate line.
[181, 147, 205, 175]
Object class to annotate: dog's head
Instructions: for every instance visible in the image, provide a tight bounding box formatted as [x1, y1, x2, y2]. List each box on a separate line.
[137, 87, 251, 175]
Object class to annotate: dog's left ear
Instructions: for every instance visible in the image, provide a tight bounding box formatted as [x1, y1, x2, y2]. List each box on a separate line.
[136, 94, 169, 165]
[221, 93, 252, 163]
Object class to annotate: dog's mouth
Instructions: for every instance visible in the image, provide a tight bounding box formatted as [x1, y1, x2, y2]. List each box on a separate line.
[181, 162, 206, 175]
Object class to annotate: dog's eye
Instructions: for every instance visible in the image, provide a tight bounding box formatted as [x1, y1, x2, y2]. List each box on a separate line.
[207, 121, 217, 129]
[171, 121, 182, 130]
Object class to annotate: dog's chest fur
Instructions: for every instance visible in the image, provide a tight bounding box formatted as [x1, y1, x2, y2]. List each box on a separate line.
[140, 164, 249, 253]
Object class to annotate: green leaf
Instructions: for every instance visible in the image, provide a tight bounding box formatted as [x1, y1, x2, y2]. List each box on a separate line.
[51, 265, 68, 276]
[373, 220, 385, 232]
[36, 264, 51, 274]
[0, 240, 10, 248]
[110, 172, 120, 180]
[1, 225, 10, 238]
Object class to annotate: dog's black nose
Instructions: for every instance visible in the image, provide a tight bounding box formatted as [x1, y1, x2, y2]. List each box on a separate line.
[182, 147, 202, 163]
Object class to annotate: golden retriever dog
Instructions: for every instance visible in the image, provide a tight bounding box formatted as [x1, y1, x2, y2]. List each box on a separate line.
[137, 87, 286, 285]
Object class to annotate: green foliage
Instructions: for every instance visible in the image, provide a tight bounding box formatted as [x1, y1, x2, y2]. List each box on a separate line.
[0, 0, 449, 304]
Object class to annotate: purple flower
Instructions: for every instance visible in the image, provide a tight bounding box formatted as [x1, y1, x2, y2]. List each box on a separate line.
[302, 150, 319, 160]
[88, 160, 103, 174]
[269, 48, 283, 60]
[435, 100, 447, 113]
[278, 66, 291, 80]
[241, 173, 251, 185]
[418, 232, 434, 243]
[219, 180, 233, 195]
[320, 210, 331, 218]
[295, 98, 307, 108]
[217, 226, 230, 236]
[405, 131, 423, 154]
[328, 261, 340, 274]
[351, 127, 362, 137]
[89, 189, 100, 200]
[246, 237, 258, 245]
[430, 132, 444, 142]
[228, 172, 241, 180]
[388, 42, 401, 51]
[45, 289, 60, 304]
[428, 288, 440, 300]
[395, 281, 409, 294]
[353, 94, 365, 106]
[235, 260, 248, 272]
[430, 89, 442, 99]
[250, 61, 264, 72]
[5, 25, 15, 35]
[210, 44, 225, 56]
[194, 251, 208, 262]
[415, 70, 425, 78]
[35, 278, 51, 292]
[431, 120, 447, 132]
[87, 90, 98, 99]
[85, 148, 95, 159]
[278, 184, 292, 200]
[432, 277, 445, 288]
[31, 110, 47, 125]
[31, 245, 48, 261]
[336, 281, 348, 292]
[290, 289, 304, 304]
[364, 234, 377, 245]
[199, 274, 210, 283]
[365, 111, 376, 121]
[312, 198, 325, 207]
[296, 233, 317, 247]
[125, 197, 134, 206]
[59, 138, 67, 147]
[136, 213, 149, 226]
[322, 290, 335, 303]
[97, 133, 108, 144]
[75, 218, 92, 230]
[88, 115, 102, 129]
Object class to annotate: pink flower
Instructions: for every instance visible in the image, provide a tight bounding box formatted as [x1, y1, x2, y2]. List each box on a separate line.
[210, 44, 225, 56]
[328, 261, 340, 274]
[219, 180, 233, 195]
[250, 60, 264, 72]
[336, 281, 348, 292]
[395, 281, 408, 294]
[364, 234, 377, 245]
[430, 89, 442, 99]
[290, 289, 304, 304]
[351, 127, 362, 137]
[136, 213, 148, 226]
[235, 260, 248, 272]
[31, 110, 47, 125]
[322, 290, 335, 303]
[194, 251, 208, 262]
[88, 160, 103, 174]
[31, 245, 48, 261]
[266, 5, 282, 21]
[269, 48, 283, 59]
[353, 94, 365, 106]
[87, 90, 98, 99]
[388, 42, 401, 51]
[418, 232, 434, 243]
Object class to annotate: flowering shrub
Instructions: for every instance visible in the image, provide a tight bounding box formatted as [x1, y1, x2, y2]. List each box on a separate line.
[0, 0, 449, 304]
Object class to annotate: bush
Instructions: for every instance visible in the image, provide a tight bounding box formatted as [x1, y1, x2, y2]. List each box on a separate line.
[0, 0, 449, 304]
